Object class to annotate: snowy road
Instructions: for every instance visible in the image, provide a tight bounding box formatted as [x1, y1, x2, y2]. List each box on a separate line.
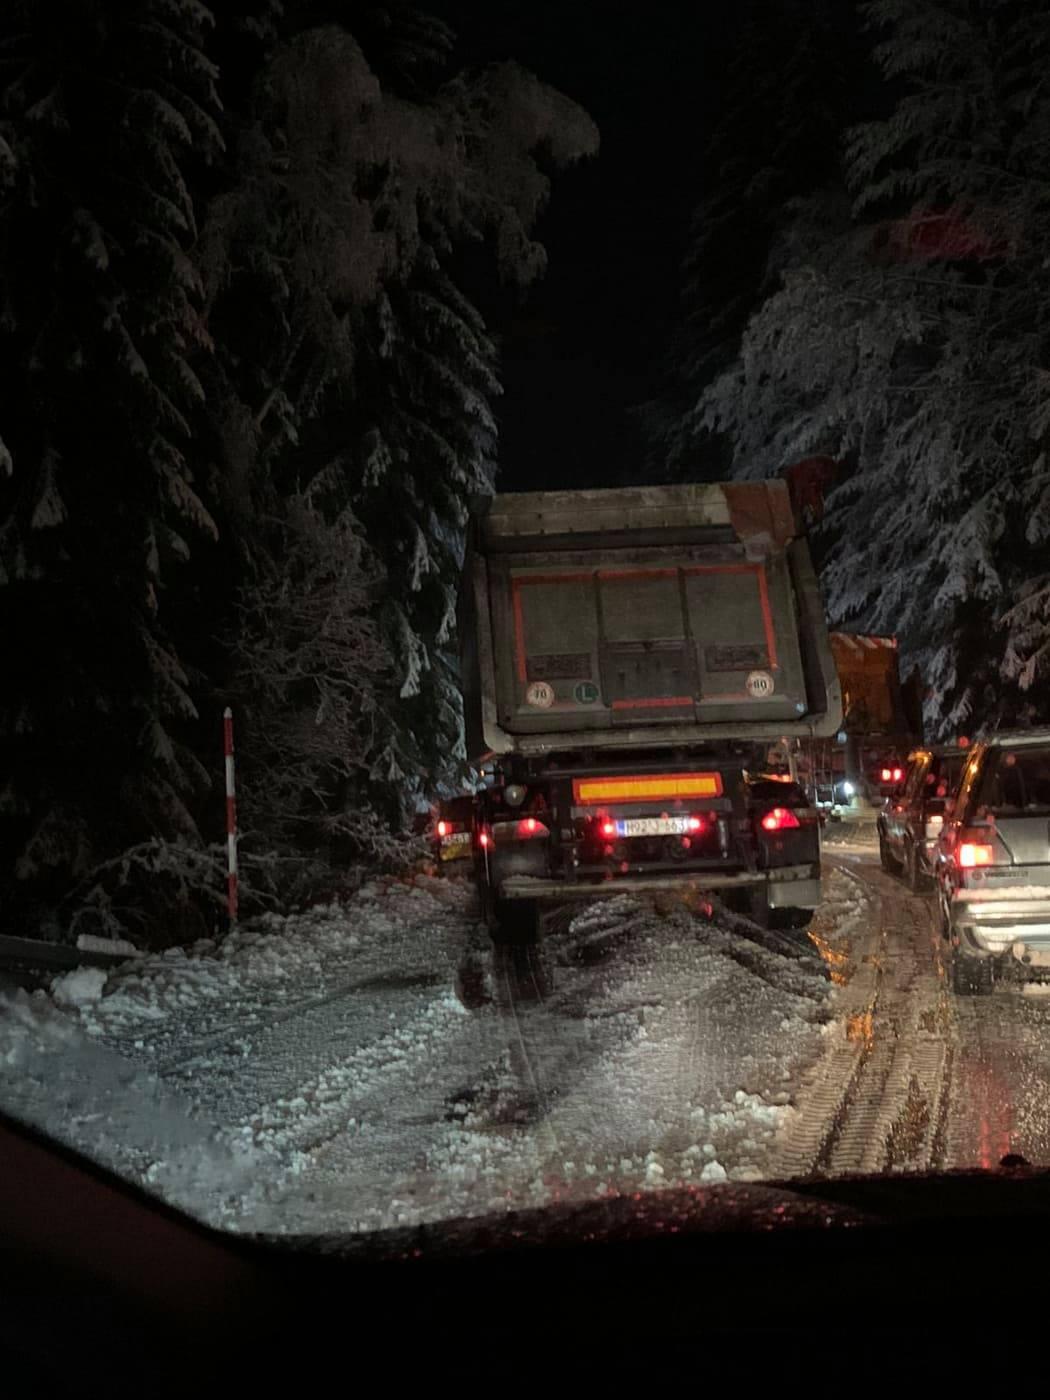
[7, 848, 1050, 1236]
[786, 836, 1050, 1178]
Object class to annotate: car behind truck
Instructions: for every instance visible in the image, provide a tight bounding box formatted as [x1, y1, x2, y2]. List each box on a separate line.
[458, 482, 843, 942]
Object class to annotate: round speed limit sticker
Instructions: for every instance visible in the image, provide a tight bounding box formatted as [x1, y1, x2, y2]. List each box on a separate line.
[525, 680, 555, 708]
[746, 669, 776, 699]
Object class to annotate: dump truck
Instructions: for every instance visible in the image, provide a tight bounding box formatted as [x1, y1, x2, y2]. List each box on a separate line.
[794, 633, 923, 811]
[457, 481, 843, 942]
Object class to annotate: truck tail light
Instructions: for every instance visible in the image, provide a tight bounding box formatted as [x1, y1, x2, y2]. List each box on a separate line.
[436, 820, 449, 837]
[892, 767, 903, 782]
[516, 817, 547, 839]
[881, 767, 892, 782]
[760, 807, 801, 832]
[478, 830, 491, 849]
[957, 842, 994, 868]
[600, 819, 616, 837]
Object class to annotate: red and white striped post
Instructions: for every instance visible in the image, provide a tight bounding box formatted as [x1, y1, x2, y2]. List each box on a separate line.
[223, 706, 238, 925]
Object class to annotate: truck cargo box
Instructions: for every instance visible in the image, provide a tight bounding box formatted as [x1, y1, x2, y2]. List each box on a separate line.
[459, 482, 842, 760]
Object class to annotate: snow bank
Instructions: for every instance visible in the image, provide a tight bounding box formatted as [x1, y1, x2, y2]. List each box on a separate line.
[1, 869, 846, 1238]
[0, 988, 277, 1231]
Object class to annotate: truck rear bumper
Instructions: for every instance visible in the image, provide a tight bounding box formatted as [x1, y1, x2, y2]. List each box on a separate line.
[499, 863, 821, 906]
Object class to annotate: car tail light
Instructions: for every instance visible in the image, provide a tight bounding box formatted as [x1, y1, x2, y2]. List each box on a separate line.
[478, 830, 491, 849]
[881, 767, 892, 782]
[760, 807, 801, 832]
[957, 842, 994, 868]
[892, 767, 903, 782]
[436, 820, 449, 837]
[516, 817, 547, 839]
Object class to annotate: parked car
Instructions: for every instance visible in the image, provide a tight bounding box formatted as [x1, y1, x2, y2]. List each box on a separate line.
[868, 751, 907, 802]
[933, 730, 1050, 994]
[878, 745, 966, 890]
[430, 795, 475, 868]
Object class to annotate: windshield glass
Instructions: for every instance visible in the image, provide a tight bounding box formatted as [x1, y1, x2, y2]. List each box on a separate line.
[6, 1, 1050, 1250]
[927, 753, 964, 800]
[976, 747, 1050, 816]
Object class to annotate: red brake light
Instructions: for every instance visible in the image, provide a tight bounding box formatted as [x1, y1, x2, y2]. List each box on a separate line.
[687, 815, 704, 832]
[892, 767, 903, 782]
[516, 816, 546, 838]
[881, 768, 892, 782]
[760, 807, 800, 832]
[436, 820, 448, 837]
[600, 820, 617, 838]
[958, 842, 994, 868]
[478, 830, 490, 849]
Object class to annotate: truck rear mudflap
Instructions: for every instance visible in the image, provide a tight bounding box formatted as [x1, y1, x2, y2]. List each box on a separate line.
[498, 863, 821, 905]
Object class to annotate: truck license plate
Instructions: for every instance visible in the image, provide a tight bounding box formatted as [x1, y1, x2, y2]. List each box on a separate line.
[615, 816, 691, 837]
[440, 832, 471, 858]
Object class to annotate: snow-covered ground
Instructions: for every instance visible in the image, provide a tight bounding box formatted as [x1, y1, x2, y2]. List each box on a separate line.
[0, 874, 840, 1236]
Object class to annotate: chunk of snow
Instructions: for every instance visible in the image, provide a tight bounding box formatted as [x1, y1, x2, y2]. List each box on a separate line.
[700, 1160, 728, 1183]
[51, 967, 108, 1009]
[75, 934, 137, 957]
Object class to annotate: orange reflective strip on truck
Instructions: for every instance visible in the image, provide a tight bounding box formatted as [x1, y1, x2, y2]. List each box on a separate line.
[572, 773, 724, 803]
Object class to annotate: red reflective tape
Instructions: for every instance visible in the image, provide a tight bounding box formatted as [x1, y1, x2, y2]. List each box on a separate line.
[755, 567, 779, 670]
[682, 563, 760, 575]
[611, 696, 693, 709]
[598, 568, 679, 581]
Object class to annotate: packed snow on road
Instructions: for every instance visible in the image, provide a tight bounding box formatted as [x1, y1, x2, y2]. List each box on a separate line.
[0, 873, 848, 1235]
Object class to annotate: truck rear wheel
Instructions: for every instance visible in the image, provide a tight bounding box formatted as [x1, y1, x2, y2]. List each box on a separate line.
[772, 907, 815, 931]
[905, 840, 928, 893]
[490, 898, 540, 947]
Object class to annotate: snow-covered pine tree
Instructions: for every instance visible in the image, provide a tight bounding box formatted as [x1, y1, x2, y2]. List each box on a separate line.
[227, 493, 395, 891]
[200, 15, 596, 828]
[348, 255, 500, 808]
[695, 0, 1050, 735]
[0, 1, 222, 931]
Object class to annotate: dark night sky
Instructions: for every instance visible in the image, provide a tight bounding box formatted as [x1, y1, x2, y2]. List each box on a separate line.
[434, 2, 732, 491]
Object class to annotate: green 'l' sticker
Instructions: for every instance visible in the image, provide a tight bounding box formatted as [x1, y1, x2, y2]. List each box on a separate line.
[574, 681, 600, 704]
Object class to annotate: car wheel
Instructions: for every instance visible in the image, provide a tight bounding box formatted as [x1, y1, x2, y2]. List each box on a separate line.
[905, 841, 926, 893]
[879, 829, 900, 874]
[951, 948, 995, 995]
[938, 897, 952, 942]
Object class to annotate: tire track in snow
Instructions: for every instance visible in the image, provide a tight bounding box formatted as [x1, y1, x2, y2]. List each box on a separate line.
[772, 856, 953, 1179]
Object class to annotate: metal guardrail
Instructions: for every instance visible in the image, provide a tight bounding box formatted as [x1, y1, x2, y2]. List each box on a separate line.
[0, 934, 133, 974]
